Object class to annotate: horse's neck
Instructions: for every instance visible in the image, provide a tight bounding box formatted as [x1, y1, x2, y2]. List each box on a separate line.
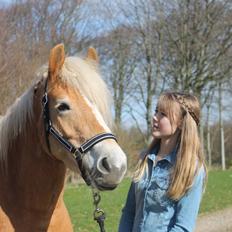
[0, 120, 66, 228]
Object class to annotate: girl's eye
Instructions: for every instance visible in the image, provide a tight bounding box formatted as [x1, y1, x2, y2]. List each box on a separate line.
[161, 112, 166, 117]
[155, 109, 166, 117]
[57, 103, 70, 112]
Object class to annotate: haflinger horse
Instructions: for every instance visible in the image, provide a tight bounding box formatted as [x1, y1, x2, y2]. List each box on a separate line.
[0, 44, 127, 232]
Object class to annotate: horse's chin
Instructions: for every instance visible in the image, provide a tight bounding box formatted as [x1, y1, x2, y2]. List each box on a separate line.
[95, 183, 117, 191]
[89, 172, 119, 191]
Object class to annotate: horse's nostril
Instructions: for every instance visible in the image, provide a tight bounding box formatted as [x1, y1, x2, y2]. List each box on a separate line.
[102, 157, 111, 172]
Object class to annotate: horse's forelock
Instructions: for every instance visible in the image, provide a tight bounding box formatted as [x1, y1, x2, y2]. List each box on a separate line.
[61, 57, 113, 128]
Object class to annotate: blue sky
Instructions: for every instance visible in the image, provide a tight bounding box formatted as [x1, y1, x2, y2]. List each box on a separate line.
[0, 0, 12, 6]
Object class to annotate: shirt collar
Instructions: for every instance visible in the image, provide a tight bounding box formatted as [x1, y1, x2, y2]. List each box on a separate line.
[148, 143, 178, 165]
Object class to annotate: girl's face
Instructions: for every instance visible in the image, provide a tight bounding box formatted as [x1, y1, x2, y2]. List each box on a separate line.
[152, 107, 179, 139]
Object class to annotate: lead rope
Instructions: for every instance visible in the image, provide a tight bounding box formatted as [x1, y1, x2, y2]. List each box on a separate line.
[92, 187, 106, 232]
[83, 169, 106, 232]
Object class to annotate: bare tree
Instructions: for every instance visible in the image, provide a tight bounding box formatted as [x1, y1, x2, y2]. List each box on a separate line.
[85, 1, 139, 126]
[97, 27, 137, 126]
[111, 0, 167, 142]
[205, 92, 213, 168]
[218, 82, 226, 170]
[160, 0, 232, 99]
[0, 0, 89, 113]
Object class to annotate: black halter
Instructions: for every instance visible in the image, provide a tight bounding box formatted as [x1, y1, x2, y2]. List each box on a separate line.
[41, 79, 117, 186]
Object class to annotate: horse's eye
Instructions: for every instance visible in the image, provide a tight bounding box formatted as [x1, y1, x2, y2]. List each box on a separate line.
[57, 103, 70, 112]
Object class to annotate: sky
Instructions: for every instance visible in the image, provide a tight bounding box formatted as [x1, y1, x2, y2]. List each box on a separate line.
[0, 0, 12, 6]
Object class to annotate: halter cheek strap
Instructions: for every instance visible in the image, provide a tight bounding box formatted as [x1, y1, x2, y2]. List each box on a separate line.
[41, 79, 117, 186]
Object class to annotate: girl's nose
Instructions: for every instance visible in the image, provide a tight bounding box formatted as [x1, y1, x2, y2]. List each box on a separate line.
[153, 114, 158, 123]
[153, 111, 158, 120]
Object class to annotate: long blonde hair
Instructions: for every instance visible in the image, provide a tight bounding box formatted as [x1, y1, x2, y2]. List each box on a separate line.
[133, 91, 207, 200]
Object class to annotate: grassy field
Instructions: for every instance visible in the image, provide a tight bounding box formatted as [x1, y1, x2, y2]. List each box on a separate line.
[64, 169, 232, 232]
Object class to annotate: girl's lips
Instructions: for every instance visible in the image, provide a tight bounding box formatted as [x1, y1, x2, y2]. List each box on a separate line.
[153, 125, 159, 129]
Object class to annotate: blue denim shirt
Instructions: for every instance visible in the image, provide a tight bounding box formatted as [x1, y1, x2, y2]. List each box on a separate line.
[118, 147, 204, 232]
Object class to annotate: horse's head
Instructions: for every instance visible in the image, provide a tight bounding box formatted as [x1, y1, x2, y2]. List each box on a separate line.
[35, 44, 127, 190]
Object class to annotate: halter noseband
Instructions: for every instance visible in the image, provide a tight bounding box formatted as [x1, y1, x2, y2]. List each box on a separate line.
[41, 79, 117, 186]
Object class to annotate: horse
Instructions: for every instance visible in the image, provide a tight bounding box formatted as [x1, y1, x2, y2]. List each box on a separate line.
[0, 44, 127, 232]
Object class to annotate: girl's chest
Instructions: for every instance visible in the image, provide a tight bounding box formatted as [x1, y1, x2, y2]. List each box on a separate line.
[135, 160, 175, 209]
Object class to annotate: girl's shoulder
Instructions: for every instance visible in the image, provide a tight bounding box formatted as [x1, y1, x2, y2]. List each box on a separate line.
[191, 164, 207, 191]
[139, 149, 148, 160]
[196, 162, 207, 178]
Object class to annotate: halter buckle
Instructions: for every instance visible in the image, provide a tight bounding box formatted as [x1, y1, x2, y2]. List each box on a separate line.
[42, 93, 48, 106]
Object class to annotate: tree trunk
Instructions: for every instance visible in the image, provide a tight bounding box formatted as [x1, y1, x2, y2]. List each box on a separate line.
[206, 101, 212, 167]
[218, 82, 226, 170]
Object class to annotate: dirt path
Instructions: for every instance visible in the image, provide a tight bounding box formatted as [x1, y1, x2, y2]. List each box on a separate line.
[195, 206, 232, 232]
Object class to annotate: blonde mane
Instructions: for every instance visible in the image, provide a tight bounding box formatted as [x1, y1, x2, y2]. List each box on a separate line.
[0, 88, 34, 166]
[0, 56, 113, 165]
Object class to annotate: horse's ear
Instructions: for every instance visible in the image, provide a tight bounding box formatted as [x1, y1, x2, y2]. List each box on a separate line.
[86, 47, 99, 63]
[48, 44, 65, 81]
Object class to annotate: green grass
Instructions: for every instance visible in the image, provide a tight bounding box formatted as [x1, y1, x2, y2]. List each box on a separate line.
[199, 169, 232, 214]
[64, 178, 131, 232]
[64, 170, 232, 232]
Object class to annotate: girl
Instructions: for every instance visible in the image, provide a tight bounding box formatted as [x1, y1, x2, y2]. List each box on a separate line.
[119, 91, 207, 232]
